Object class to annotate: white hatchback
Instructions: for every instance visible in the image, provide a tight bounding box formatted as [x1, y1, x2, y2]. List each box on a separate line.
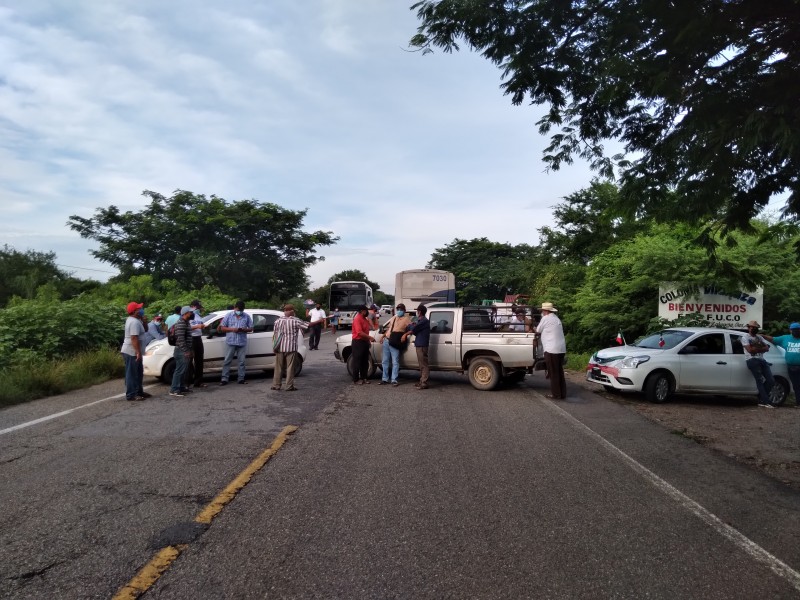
[586, 327, 790, 404]
[143, 309, 308, 383]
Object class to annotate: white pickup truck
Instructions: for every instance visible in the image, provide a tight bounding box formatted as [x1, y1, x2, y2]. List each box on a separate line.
[333, 306, 543, 390]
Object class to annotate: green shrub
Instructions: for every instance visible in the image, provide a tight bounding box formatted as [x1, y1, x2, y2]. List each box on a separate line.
[0, 348, 124, 407]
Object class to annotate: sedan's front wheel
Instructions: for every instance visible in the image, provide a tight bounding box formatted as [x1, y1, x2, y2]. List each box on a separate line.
[644, 371, 673, 403]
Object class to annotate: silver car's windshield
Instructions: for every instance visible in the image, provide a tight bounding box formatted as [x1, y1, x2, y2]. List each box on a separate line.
[634, 330, 693, 350]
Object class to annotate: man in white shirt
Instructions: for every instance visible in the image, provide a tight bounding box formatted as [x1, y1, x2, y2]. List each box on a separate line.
[535, 302, 567, 399]
[307, 302, 327, 350]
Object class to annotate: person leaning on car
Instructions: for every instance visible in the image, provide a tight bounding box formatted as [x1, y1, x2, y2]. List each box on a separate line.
[743, 320, 775, 408]
[761, 322, 800, 403]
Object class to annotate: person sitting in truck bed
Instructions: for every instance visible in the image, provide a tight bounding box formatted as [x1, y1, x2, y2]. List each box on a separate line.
[509, 309, 532, 332]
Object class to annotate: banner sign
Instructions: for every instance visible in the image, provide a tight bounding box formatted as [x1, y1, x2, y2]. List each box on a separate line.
[658, 283, 763, 328]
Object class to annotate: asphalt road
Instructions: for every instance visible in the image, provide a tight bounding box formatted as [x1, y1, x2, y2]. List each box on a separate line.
[2, 329, 800, 599]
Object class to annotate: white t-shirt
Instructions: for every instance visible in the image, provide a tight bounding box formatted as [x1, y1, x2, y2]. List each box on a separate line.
[309, 307, 326, 325]
[536, 313, 566, 353]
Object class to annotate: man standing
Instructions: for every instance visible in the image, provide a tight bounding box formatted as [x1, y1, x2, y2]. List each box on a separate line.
[351, 305, 373, 385]
[121, 302, 147, 401]
[219, 300, 253, 385]
[763, 322, 800, 402]
[403, 304, 431, 390]
[147, 314, 166, 341]
[271, 304, 309, 391]
[535, 301, 567, 399]
[306, 302, 326, 350]
[164, 305, 181, 331]
[170, 306, 194, 397]
[188, 299, 206, 388]
[368, 304, 381, 331]
[744, 320, 775, 408]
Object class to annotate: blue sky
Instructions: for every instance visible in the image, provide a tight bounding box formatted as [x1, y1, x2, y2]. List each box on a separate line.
[0, 1, 598, 294]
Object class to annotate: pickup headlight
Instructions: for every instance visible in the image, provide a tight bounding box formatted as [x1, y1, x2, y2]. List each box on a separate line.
[620, 355, 650, 368]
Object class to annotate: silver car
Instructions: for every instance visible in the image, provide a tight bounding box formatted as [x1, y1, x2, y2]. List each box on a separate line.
[143, 309, 307, 383]
[585, 327, 790, 404]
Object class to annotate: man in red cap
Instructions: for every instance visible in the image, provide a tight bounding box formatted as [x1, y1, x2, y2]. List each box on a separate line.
[121, 301, 147, 401]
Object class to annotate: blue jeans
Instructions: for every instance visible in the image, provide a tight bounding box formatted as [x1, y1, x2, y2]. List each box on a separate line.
[787, 365, 800, 403]
[746, 357, 774, 404]
[123, 353, 143, 399]
[381, 339, 400, 383]
[171, 349, 188, 393]
[222, 343, 247, 382]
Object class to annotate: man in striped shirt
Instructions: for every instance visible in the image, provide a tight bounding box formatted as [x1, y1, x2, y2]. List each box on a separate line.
[271, 304, 309, 391]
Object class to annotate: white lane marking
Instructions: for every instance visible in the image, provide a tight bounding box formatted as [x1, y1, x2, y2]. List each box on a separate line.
[0, 384, 159, 436]
[543, 397, 800, 592]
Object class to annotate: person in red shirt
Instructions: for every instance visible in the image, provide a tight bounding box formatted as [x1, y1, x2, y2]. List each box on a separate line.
[351, 305, 373, 385]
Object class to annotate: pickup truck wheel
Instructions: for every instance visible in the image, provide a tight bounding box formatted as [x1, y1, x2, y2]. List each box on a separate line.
[469, 357, 500, 391]
[161, 359, 175, 384]
[644, 371, 673, 403]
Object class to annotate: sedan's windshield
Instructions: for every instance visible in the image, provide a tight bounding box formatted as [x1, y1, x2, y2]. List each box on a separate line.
[634, 330, 693, 350]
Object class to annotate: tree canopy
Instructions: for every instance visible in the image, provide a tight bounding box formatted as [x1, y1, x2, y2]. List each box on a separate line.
[68, 190, 338, 301]
[427, 237, 539, 304]
[410, 1, 800, 236]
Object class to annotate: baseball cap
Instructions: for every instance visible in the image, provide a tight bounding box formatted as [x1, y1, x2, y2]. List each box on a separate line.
[790, 322, 800, 330]
[180, 306, 193, 316]
[126, 302, 143, 314]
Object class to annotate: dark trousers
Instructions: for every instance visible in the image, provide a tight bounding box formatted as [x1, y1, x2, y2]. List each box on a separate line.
[309, 324, 322, 349]
[351, 339, 371, 381]
[544, 352, 566, 399]
[123, 353, 143, 399]
[416, 346, 429, 385]
[188, 336, 204, 385]
[746, 357, 774, 404]
[788, 365, 800, 403]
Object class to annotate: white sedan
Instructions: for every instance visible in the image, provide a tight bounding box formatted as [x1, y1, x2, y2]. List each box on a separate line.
[585, 327, 790, 404]
[143, 309, 307, 383]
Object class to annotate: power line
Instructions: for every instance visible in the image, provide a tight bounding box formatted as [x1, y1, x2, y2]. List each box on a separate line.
[55, 263, 118, 274]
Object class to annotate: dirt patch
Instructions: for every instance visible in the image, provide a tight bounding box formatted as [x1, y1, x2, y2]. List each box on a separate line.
[566, 370, 800, 491]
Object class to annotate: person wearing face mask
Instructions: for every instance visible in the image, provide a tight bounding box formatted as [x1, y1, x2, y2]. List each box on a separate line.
[306, 302, 326, 350]
[188, 299, 206, 388]
[218, 300, 253, 385]
[121, 302, 147, 401]
[762, 322, 800, 403]
[743, 320, 775, 408]
[378, 303, 412, 387]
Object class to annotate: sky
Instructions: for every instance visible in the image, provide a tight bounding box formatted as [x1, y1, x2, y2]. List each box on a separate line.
[0, 1, 599, 295]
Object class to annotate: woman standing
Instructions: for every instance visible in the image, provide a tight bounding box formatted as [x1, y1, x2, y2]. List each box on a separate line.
[351, 305, 373, 385]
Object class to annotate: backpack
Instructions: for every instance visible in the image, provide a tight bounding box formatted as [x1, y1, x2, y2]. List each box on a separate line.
[167, 324, 177, 346]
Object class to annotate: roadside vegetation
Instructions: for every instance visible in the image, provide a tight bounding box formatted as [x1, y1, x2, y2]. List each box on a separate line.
[3, 180, 800, 407]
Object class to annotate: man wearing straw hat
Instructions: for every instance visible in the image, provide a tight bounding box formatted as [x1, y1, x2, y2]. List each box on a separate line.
[535, 301, 567, 399]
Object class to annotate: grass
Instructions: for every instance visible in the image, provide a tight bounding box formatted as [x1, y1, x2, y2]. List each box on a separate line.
[0, 347, 124, 408]
[566, 351, 592, 372]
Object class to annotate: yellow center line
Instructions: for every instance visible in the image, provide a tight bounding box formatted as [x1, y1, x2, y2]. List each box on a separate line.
[112, 425, 298, 599]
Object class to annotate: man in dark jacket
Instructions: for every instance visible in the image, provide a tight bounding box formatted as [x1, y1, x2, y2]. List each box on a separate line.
[403, 304, 431, 390]
[170, 306, 194, 397]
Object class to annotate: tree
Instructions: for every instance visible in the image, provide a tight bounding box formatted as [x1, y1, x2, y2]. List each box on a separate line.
[538, 181, 648, 265]
[327, 269, 381, 293]
[427, 238, 539, 304]
[568, 220, 800, 351]
[0, 245, 67, 306]
[68, 190, 338, 301]
[410, 1, 800, 237]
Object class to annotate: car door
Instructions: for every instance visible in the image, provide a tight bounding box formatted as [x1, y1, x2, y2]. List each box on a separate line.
[728, 331, 766, 394]
[202, 315, 229, 371]
[428, 310, 458, 368]
[247, 312, 278, 369]
[677, 332, 731, 391]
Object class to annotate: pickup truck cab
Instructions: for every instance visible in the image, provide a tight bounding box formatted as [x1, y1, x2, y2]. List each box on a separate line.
[334, 306, 543, 390]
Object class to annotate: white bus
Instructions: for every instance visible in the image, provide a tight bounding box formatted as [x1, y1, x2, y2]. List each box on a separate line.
[329, 281, 374, 328]
[394, 269, 456, 311]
